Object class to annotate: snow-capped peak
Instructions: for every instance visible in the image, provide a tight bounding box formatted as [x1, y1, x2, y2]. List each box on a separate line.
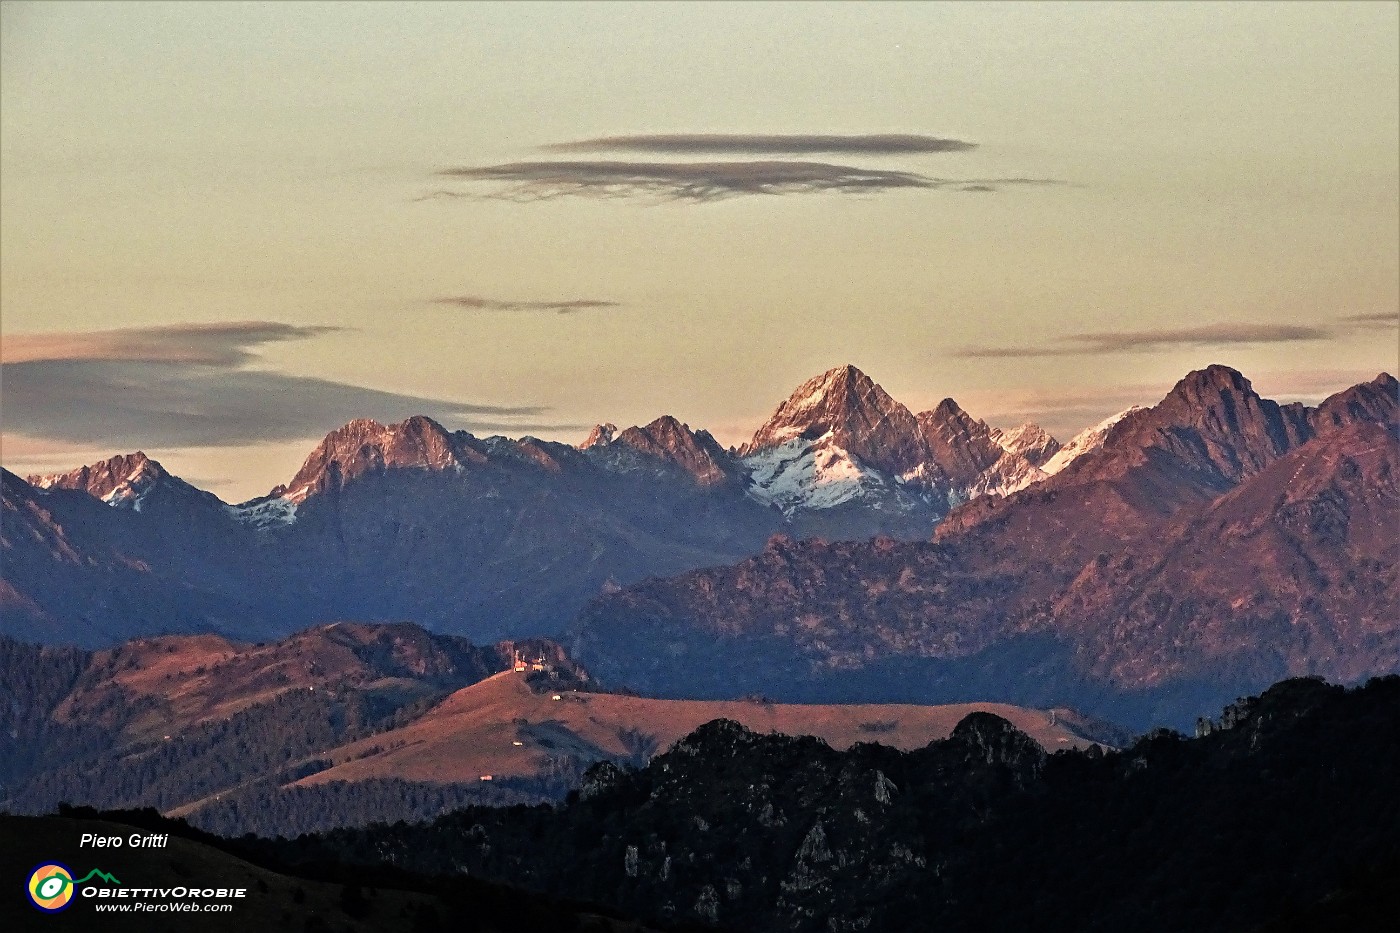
[28, 451, 169, 511]
[739, 364, 928, 478]
[1041, 406, 1143, 475]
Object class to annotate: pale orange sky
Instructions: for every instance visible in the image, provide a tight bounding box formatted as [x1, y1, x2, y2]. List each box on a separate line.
[2, 1, 1396, 500]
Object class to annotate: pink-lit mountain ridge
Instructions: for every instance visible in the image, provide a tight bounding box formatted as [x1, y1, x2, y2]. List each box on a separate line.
[570, 367, 1399, 727]
[5, 365, 1083, 646]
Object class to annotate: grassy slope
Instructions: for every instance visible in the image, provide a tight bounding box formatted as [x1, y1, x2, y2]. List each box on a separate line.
[296, 671, 1101, 786]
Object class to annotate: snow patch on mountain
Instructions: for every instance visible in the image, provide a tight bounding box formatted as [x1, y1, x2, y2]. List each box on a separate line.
[743, 433, 889, 513]
[227, 496, 299, 529]
[103, 484, 151, 512]
[1042, 407, 1142, 475]
[989, 423, 1061, 468]
[964, 457, 1047, 501]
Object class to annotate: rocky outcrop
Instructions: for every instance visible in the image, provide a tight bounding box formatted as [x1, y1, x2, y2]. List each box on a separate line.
[916, 398, 1004, 488]
[280, 415, 489, 502]
[610, 416, 741, 487]
[29, 451, 225, 514]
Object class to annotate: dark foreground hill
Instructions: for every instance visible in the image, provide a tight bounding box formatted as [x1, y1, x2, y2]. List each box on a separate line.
[248, 676, 1400, 933]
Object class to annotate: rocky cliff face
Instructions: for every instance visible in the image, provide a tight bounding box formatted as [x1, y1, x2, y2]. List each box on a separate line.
[1069, 364, 1315, 488]
[1040, 418, 1400, 686]
[916, 398, 1004, 488]
[30, 451, 226, 514]
[279, 415, 489, 503]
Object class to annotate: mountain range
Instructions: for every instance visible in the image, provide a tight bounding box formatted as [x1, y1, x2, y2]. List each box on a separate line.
[571, 367, 1399, 727]
[3, 363, 1396, 729]
[3, 364, 1093, 647]
[12, 675, 1399, 932]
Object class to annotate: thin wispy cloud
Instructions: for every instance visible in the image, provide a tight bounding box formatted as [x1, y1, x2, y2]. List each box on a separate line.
[431, 161, 1063, 203]
[541, 133, 977, 156]
[1339, 311, 1399, 329]
[434, 295, 621, 314]
[955, 323, 1334, 359]
[1, 322, 568, 449]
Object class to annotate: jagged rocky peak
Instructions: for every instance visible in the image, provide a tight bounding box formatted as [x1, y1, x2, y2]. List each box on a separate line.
[1153, 364, 1289, 432]
[614, 416, 735, 486]
[27, 451, 183, 510]
[990, 423, 1061, 468]
[1312, 372, 1399, 435]
[1109, 364, 1314, 482]
[916, 398, 1004, 486]
[282, 415, 484, 502]
[739, 364, 925, 475]
[580, 423, 618, 449]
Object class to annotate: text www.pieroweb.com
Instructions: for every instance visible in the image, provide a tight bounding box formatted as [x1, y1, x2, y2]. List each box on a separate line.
[85, 885, 245, 913]
[93, 901, 236, 913]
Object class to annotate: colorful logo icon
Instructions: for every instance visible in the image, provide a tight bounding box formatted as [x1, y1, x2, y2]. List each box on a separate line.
[27, 863, 76, 913]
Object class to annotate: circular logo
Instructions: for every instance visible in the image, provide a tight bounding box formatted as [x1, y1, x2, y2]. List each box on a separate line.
[27, 863, 76, 913]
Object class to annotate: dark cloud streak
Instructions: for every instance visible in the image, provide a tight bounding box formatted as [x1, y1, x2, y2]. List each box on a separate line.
[432, 160, 1063, 203]
[1339, 312, 1399, 329]
[956, 323, 1334, 359]
[541, 133, 977, 156]
[434, 296, 621, 314]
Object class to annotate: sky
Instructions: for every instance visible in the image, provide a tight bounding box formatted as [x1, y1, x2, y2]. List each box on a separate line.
[2, 1, 1397, 501]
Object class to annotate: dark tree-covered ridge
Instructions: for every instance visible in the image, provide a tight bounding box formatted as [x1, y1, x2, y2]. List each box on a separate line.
[255, 676, 1400, 933]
